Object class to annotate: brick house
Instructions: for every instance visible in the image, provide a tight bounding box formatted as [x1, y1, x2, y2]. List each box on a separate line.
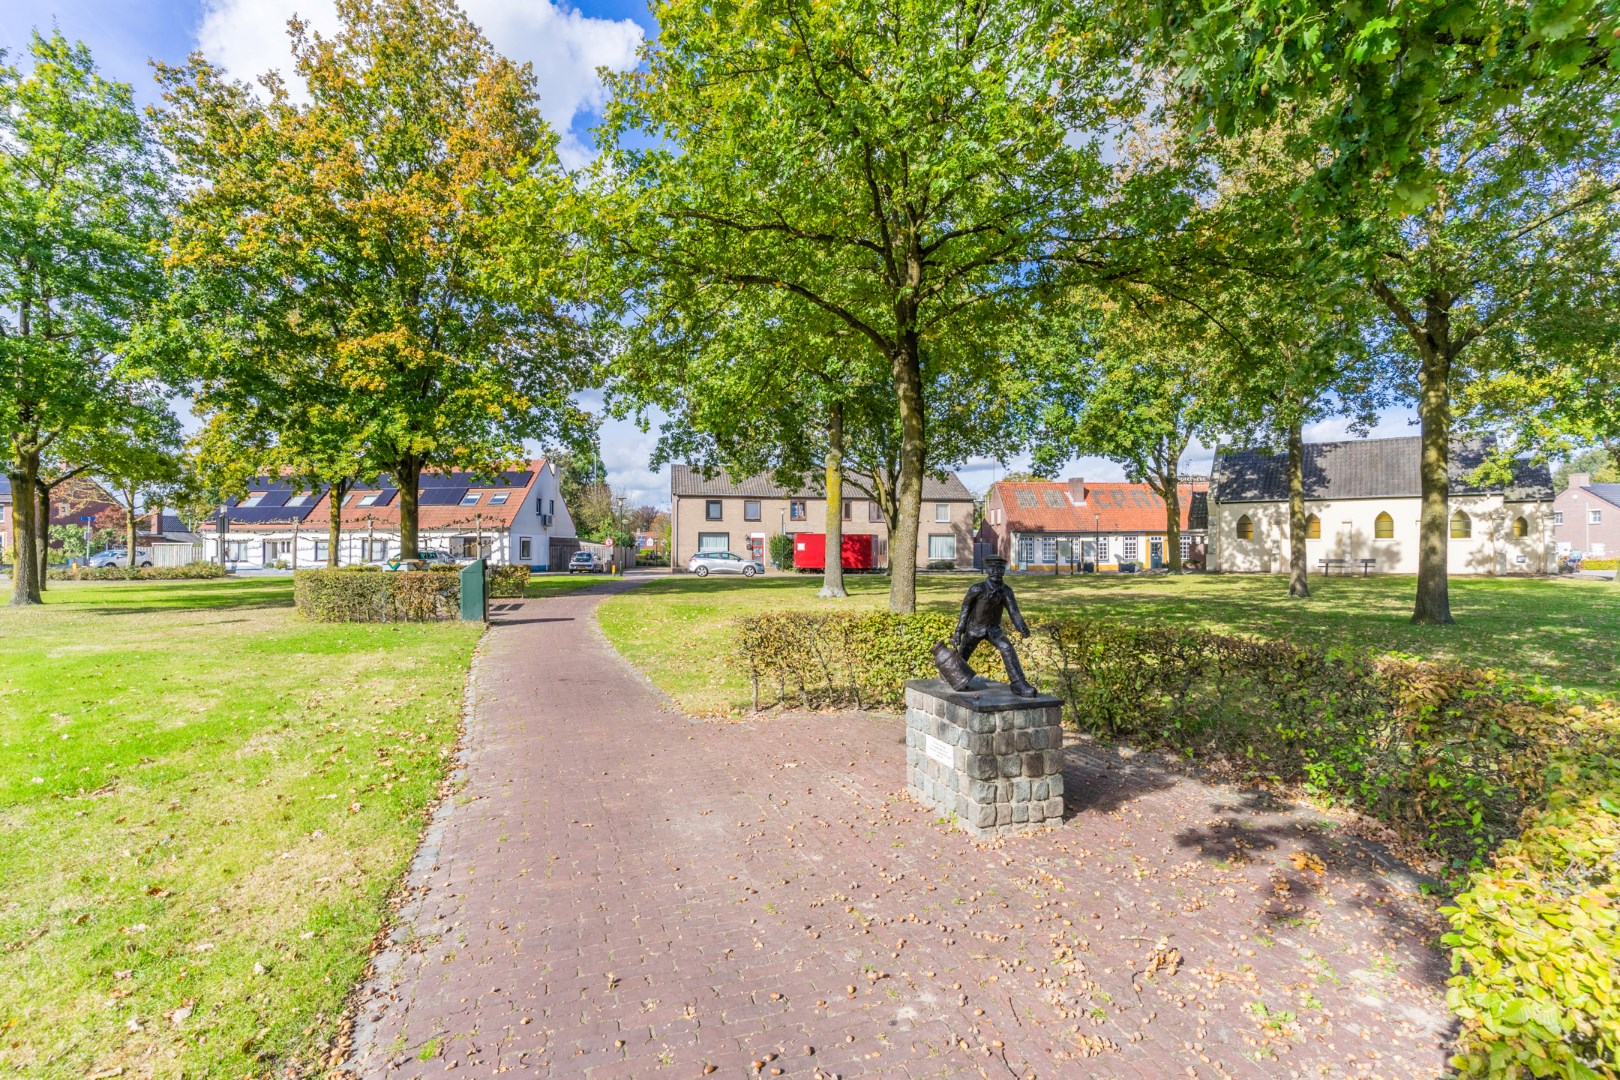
[978, 478, 1209, 570]
[0, 475, 122, 558]
[1553, 473, 1620, 558]
[669, 464, 976, 570]
[199, 460, 576, 569]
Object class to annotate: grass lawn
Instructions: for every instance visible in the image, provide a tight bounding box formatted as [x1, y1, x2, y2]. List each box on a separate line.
[0, 578, 482, 1078]
[597, 570, 1620, 714]
[523, 571, 624, 597]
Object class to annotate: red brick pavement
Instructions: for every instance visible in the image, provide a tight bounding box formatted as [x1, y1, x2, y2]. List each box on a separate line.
[343, 582, 1454, 1079]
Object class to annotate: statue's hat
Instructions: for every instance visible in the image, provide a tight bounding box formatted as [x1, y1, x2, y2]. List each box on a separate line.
[983, 554, 1008, 568]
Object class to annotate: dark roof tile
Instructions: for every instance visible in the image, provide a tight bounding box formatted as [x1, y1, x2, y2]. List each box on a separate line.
[1214, 436, 1553, 503]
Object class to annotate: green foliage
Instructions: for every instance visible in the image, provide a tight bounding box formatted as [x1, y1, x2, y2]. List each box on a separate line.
[1583, 558, 1620, 571]
[768, 534, 795, 570]
[1444, 738, 1620, 1079]
[48, 563, 225, 581]
[293, 568, 462, 622]
[1557, 449, 1620, 490]
[487, 565, 530, 598]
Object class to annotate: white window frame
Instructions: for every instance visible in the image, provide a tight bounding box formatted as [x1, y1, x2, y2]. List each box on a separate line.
[285, 493, 309, 507]
[358, 492, 381, 507]
[1017, 537, 1034, 564]
[1096, 537, 1109, 562]
[1040, 537, 1057, 563]
[934, 502, 950, 523]
[1122, 536, 1139, 560]
[460, 492, 482, 506]
[1554, 510, 1564, 525]
[697, 532, 730, 553]
[927, 534, 956, 561]
[238, 492, 266, 508]
[313, 539, 329, 562]
[1179, 534, 1190, 559]
[1591, 509, 1603, 524]
[518, 537, 533, 562]
[489, 492, 509, 505]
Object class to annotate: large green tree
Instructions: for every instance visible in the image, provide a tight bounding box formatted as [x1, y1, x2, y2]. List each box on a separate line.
[0, 30, 168, 604]
[157, 0, 594, 560]
[597, 0, 1121, 613]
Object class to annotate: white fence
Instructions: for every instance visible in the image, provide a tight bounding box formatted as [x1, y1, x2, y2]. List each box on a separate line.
[150, 542, 205, 567]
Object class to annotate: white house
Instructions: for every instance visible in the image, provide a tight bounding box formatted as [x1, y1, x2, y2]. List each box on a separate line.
[199, 459, 578, 570]
[1209, 436, 1555, 575]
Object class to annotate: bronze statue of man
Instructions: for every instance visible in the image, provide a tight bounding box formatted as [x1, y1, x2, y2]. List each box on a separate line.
[946, 555, 1037, 697]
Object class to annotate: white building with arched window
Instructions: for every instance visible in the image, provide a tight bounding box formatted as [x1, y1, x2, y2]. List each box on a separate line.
[1209, 436, 1554, 576]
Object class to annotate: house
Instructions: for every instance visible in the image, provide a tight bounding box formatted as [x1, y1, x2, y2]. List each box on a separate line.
[0, 475, 122, 556]
[199, 460, 576, 569]
[979, 478, 1209, 570]
[1553, 473, 1620, 558]
[1209, 436, 1554, 575]
[669, 465, 977, 570]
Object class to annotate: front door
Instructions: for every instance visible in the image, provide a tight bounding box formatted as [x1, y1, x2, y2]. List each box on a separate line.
[747, 533, 765, 568]
[1149, 537, 1164, 568]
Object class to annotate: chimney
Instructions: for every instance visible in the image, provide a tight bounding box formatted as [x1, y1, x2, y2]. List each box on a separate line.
[1569, 472, 1592, 490]
[1067, 478, 1086, 505]
[150, 508, 164, 535]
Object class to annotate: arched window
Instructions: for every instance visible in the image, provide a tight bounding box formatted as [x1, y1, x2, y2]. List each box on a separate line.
[1512, 516, 1529, 538]
[1304, 513, 1321, 540]
[1236, 514, 1254, 540]
[1374, 512, 1395, 539]
[1450, 510, 1472, 539]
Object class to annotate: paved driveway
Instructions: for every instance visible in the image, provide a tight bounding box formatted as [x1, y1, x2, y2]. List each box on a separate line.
[343, 584, 1453, 1078]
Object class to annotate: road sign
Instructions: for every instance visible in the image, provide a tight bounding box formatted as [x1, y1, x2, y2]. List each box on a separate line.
[604, 536, 614, 548]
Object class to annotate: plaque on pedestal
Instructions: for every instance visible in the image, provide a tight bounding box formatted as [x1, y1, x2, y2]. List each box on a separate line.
[904, 678, 1066, 837]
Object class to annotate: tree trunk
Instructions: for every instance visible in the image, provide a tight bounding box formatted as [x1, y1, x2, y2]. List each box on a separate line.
[396, 458, 422, 560]
[1160, 444, 1183, 573]
[1287, 421, 1310, 598]
[888, 336, 925, 614]
[818, 402, 848, 599]
[125, 484, 138, 569]
[9, 452, 42, 605]
[327, 479, 348, 567]
[35, 483, 51, 590]
[1412, 346, 1454, 624]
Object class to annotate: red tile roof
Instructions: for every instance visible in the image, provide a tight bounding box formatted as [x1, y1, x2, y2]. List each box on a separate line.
[991, 480, 1204, 534]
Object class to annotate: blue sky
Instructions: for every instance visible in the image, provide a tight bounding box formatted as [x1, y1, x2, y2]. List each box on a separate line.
[8, 0, 1417, 508]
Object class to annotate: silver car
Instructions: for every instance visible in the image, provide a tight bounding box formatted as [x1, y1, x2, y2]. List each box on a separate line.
[687, 551, 759, 578]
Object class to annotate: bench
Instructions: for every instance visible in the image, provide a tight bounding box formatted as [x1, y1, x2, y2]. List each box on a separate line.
[1317, 558, 1377, 577]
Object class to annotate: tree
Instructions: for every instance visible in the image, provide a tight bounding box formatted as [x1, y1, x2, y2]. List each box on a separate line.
[95, 404, 188, 569]
[157, 0, 594, 561]
[598, 0, 1121, 613]
[1148, 0, 1620, 623]
[0, 30, 168, 604]
[1556, 448, 1620, 490]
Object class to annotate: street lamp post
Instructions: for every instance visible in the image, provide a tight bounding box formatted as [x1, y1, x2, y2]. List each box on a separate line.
[1094, 514, 1100, 573]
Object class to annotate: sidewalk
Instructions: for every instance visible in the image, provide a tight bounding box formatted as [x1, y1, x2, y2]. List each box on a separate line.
[343, 583, 1453, 1078]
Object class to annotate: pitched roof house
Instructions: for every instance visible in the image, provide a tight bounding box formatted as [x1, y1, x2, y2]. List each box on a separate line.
[1210, 436, 1554, 574]
[1553, 473, 1620, 558]
[669, 464, 976, 569]
[0, 475, 122, 557]
[979, 478, 1209, 570]
[199, 460, 576, 569]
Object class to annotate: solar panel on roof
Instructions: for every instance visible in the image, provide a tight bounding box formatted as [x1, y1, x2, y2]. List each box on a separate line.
[419, 488, 469, 505]
[1014, 491, 1038, 508]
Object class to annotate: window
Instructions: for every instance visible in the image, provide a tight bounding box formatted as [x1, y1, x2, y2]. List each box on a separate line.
[744, 500, 761, 521]
[265, 540, 291, 560]
[1096, 537, 1109, 562]
[460, 492, 482, 506]
[1554, 511, 1564, 525]
[1122, 536, 1139, 560]
[357, 492, 381, 507]
[934, 502, 950, 523]
[928, 534, 957, 561]
[1041, 537, 1058, 563]
[549, 499, 555, 517]
[361, 538, 389, 561]
[868, 501, 884, 523]
[489, 492, 509, 506]
[1017, 537, 1034, 564]
[285, 493, 310, 507]
[314, 540, 329, 562]
[704, 499, 723, 521]
[1374, 511, 1395, 539]
[1591, 509, 1604, 524]
[1179, 535, 1190, 559]
[843, 500, 854, 521]
[790, 499, 807, 521]
[1304, 513, 1321, 540]
[224, 541, 248, 562]
[518, 537, 532, 562]
[1512, 516, 1529, 538]
[1236, 515, 1254, 541]
[1450, 511, 1472, 539]
[697, 532, 729, 552]
[238, 491, 267, 508]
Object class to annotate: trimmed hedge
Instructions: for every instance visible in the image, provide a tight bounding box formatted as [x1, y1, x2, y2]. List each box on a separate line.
[488, 565, 530, 597]
[734, 609, 1620, 1076]
[1580, 557, 1619, 571]
[48, 563, 227, 581]
[294, 568, 462, 622]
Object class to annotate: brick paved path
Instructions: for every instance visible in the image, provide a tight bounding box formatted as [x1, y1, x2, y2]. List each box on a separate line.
[344, 583, 1454, 1079]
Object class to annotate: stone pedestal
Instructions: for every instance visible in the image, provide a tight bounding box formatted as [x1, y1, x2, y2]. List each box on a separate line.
[904, 678, 1065, 837]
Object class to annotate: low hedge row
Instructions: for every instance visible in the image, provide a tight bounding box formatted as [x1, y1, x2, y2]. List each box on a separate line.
[734, 609, 1620, 1078]
[48, 563, 227, 581]
[488, 565, 530, 598]
[1579, 557, 1619, 571]
[294, 568, 461, 622]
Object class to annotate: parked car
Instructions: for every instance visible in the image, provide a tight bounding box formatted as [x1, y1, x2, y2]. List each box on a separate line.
[687, 551, 759, 578]
[381, 550, 462, 571]
[89, 549, 152, 568]
[569, 551, 605, 574]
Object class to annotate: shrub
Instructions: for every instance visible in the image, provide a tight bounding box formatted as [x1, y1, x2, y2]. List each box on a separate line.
[768, 533, 795, 570]
[294, 568, 462, 622]
[636, 551, 670, 567]
[487, 565, 530, 598]
[925, 559, 957, 571]
[48, 563, 227, 581]
[1580, 557, 1618, 571]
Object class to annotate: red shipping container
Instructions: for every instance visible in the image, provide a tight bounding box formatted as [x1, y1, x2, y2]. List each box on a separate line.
[792, 533, 876, 571]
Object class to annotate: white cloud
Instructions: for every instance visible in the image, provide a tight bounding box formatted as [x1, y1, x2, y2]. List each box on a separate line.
[194, 0, 642, 167]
